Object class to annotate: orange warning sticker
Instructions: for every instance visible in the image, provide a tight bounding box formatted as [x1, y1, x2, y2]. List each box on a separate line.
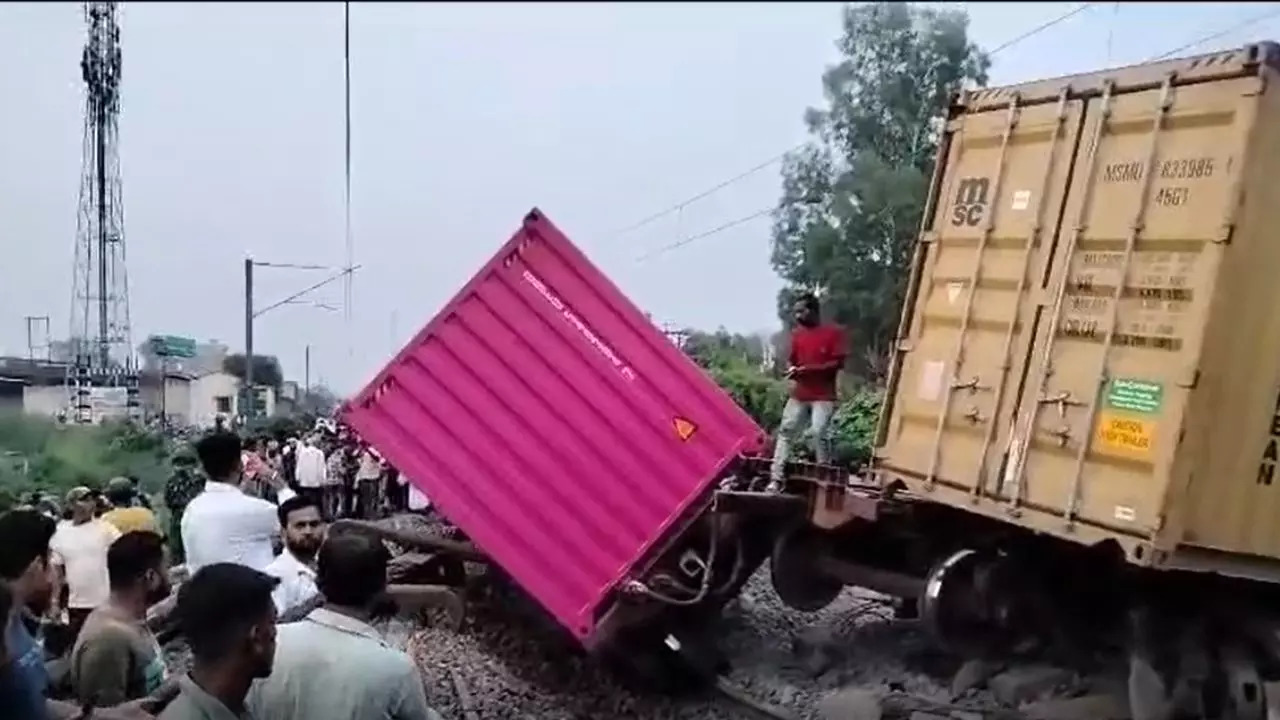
[673, 417, 697, 442]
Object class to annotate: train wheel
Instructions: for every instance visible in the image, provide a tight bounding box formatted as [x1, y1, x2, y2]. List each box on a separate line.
[770, 525, 842, 612]
[920, 548, 1017, 657]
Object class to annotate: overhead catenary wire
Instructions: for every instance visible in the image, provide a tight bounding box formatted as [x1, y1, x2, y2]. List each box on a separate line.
[1148, 4, 1280, 61]
[634, 208, 774, 262]
[638, 3, 1280, 264]
[617, 2, 1098, 247]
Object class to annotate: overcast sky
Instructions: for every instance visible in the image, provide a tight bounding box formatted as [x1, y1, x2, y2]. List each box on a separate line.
[1, 2, 1276, 393]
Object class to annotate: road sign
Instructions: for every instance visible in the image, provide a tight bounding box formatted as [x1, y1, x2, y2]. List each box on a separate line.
[149, 334, 197, 359]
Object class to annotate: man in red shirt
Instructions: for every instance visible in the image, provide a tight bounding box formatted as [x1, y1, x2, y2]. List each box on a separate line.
[769, 293, 846, 491]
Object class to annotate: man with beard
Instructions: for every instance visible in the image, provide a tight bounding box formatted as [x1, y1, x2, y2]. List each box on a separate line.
[264, 496, 325, 620]
[0, 510, 151, 720]
[159, 563, 280, 720]
[768, 293, 847, 493]
[71, 530, 173, 707]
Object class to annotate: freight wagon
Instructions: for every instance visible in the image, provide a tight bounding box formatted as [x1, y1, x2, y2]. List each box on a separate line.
[343, 40, 1280, 717]
[848, 40, 1280, 719]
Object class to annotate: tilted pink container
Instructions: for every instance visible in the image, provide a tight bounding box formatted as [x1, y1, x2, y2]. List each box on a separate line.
[342, 209, 765, 643]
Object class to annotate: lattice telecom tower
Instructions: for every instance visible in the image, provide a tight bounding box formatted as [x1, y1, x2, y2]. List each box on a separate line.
[67, 1, 138, 422]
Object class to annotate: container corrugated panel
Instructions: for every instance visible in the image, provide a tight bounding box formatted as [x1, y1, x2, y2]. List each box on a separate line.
[343, 209, 766, 641]
[875, 43, 1280, 580]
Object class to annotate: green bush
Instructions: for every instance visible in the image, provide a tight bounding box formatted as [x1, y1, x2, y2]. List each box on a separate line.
[706, 363, 790, 430]
[829, 385, 883, 468]
[688, 348, 884, 469]
[0, 414, 172, 510]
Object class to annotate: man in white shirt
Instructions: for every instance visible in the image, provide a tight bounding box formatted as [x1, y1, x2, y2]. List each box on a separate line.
[264, 496, 325, 621]
[247, 533, 441, 720]
[292, 435, 328, 508]
[50, 486, 122, 641]
[354, 444, 384, 519]
[181, 431, 296, 574]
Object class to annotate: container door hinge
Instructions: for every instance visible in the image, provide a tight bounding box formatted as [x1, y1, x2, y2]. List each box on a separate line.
[1213, 223, 1236, 245]
[895, 339, 915, 353]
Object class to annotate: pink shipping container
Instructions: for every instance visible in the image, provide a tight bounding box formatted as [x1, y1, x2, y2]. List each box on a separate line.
[342, 209, 765, 644]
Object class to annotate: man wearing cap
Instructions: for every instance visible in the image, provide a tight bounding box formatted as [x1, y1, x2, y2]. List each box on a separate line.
[163, 450, 205, 564]
[102, 478, 160, 535]
[50, 486, 122, 642]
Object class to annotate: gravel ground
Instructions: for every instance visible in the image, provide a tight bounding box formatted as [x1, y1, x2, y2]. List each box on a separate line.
[370, 511, 971, 719]
[161, 513, 1010, 719]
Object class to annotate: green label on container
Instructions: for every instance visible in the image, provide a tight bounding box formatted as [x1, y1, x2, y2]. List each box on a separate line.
[1105, 378, 1164, 414]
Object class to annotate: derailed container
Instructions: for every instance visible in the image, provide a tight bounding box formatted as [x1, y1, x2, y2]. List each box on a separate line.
[342, 209, 765, 644]
[874, 42, 1280, 581]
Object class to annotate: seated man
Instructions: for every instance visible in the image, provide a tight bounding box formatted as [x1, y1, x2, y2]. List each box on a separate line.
[248, 534, 441, 720]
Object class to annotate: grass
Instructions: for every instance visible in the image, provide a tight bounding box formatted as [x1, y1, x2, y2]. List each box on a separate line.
[0, 413, 173, 511]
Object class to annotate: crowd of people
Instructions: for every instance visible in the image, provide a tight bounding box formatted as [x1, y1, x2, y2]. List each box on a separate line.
[0, 424, 442, 720]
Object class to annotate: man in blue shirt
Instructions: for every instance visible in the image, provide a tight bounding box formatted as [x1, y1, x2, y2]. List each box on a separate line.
[0, 509, 152, 720]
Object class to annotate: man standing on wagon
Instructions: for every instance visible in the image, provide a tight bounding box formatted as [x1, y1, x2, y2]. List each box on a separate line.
[768, 292, 847, 493]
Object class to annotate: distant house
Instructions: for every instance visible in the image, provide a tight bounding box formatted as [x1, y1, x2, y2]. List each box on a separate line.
[2, 354, 281, 427]
[141, 370, 276, 427]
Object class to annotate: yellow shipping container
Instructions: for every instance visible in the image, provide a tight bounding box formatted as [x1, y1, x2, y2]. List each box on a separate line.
[874, 42, 1280, 583]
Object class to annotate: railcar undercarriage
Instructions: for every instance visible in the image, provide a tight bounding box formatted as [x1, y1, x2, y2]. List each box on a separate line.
[336, 457, 1280, 718]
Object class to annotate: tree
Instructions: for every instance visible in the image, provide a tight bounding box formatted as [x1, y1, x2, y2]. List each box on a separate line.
[771, 2, 989, 382]
[222, 353, 284, 388]
[682, 328, 772, 373]
[299, 385, 340, 415]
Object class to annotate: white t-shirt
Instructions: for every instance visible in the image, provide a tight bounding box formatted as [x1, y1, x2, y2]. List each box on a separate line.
[264, 550, 319, 616]
[50, 519, 121, 609]
[181, 482, 297, 573]
[294, 445, 328, 489]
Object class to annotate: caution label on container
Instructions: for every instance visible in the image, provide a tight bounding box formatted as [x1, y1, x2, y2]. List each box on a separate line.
[673, 417, 697, 442]
[1095, 412, 1155, 456]
[1104, 378, 1164, 415]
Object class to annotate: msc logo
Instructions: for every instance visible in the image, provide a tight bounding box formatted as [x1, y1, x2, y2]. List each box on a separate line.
[950, 177, 990, 227]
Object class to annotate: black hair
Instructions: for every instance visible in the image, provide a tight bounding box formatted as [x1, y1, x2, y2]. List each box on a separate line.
[107, 531, 166, 591]
[0, 510, 56, 581]
[195, 431, 243, 481]
[178, 563, 279, 662]
[317, 534, 389, 608]
[277, 495, 322, 527]
[104, 485, 134, 506]
[795, 292, 820, 314]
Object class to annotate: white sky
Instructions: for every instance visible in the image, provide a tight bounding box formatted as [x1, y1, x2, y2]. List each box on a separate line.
[1, 2, 1276, 392]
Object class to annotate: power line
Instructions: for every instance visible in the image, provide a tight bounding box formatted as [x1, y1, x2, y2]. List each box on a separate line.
[613, 3, 1098, 243]
[610, 150, 797, 238]
[989, 2, 1096, 55]
[1148, 5, 1280, 61]
[637, 4, 1280, 264]
[635, 207, 773, 262]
